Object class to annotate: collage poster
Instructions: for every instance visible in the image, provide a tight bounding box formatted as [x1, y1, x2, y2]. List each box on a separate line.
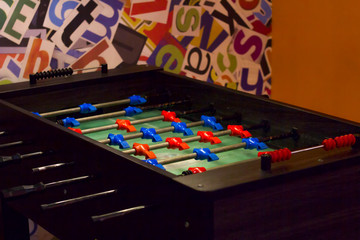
[0, 0, 271, 96]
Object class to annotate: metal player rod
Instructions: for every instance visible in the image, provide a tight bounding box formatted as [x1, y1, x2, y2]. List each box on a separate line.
[157, 129, 300, 165]
[41, 189, 117, 210]
[283, 134, 356, 156]
[181, 134, 357, 174]
[72, 66, 102, 72]
[81, 114, 177, 134]
[57, 99, 191, 127]
[0, 151, 48, 166]
[0, 140, 24, 148]
[121, 138, 192, 154]
[291, 144, 334, 154]
[158, 142, 247, 165]
[92, 205, 146, 222]
[182, 146, 321, 174]
[58, 107, 141, 127]
[0, 151, 42, 163]
[116, 122, 270, 151]
[98, 121, 203, 144]
[0, 131, 5, 136]
[38, 94, 146, 118]
[32, 162, 75, 173]
[121, 129, 234, 155]
[40, 99, 133, 118]
[244, 143, 344, 171]
[2, 175, 91, 198]
[81, 116, 161, 134]
[75, 110, 130, 123]
[250, 134, 356, 171]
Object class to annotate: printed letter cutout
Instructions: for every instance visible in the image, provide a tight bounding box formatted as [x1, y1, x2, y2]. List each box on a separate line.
[51, 0, 103, 53]
[182, 45, 212, 81]
[130, 0, 170, 24]
[200, 0, 251, 35]
[82, 0, 125, 44]
[20, 37, 55, 80]
[0, 55, 21, 83]
[70, 38, 122, 73]
[43, 0, 79, 30]
[229, 27, 268, 63]
[147, 33, 186, 74]
[0, 0, 13, 29]
[172, 5, 201, 37]
[254, 0, 272, 25]
[1, 0, 40, 44]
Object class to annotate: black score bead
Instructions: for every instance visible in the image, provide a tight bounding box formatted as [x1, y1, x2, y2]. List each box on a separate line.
[37, 72, 42, 79]
[68, 68, 74, 75]
[53, 69, 59, 77]
[34, 72, 40, 80]
[40, 72, 46, 79]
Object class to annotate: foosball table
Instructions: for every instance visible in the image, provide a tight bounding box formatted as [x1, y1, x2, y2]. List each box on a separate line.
[0, 65, 359, 240]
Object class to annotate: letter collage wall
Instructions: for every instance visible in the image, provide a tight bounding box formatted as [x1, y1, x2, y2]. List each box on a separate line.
[0, 0, 271, 96]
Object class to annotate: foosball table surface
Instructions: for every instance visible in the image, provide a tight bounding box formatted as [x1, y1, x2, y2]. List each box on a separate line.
[0, 65, 359, 240]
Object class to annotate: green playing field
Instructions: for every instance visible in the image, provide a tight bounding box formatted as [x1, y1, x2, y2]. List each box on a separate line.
[76, 110, 272, 175]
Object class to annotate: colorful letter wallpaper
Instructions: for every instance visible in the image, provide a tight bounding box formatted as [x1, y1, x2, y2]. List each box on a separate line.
[0, 0, 271, 95]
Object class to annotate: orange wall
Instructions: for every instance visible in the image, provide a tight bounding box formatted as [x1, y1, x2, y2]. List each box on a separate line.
[272, 1, 360, 123]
